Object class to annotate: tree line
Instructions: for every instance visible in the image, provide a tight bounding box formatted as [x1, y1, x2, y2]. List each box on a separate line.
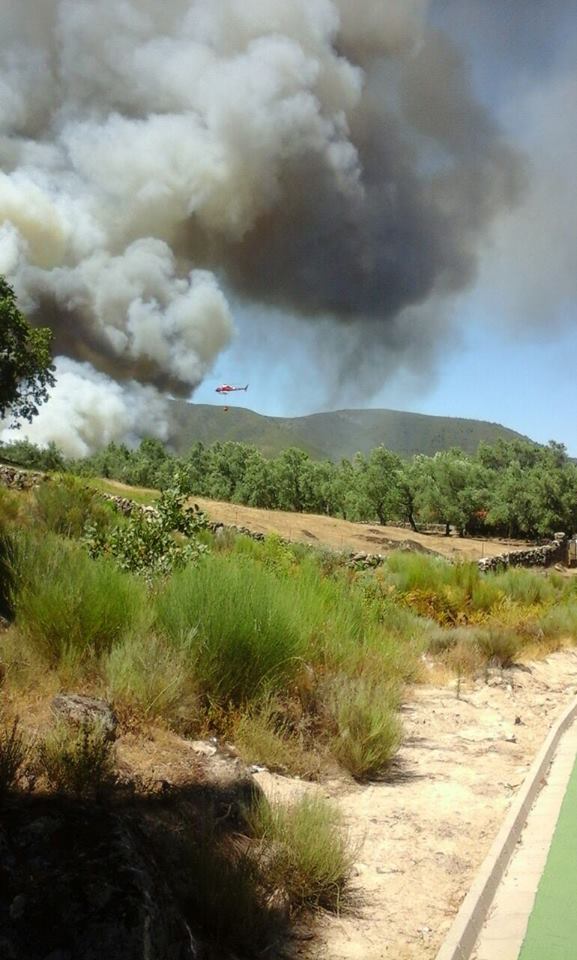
[3, 435, 577, 541]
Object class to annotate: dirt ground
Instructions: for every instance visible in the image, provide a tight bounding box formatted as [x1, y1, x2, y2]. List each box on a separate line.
[253, 650, 577, 959]
[100, 479, 528, 562]
[194, 498, 530, 562]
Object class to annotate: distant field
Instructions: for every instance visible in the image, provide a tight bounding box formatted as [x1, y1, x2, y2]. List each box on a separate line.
[96, 478, 526, 561]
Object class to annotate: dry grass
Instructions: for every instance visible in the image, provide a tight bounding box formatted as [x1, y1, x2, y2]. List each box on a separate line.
[92, 479, 526, 561]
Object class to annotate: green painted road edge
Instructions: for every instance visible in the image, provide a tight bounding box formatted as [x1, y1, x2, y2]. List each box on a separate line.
[435, 696, 577, 960]
[518, 748, 577, 959]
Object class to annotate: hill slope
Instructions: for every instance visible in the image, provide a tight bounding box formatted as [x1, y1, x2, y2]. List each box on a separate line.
[168, 403, 531, 460]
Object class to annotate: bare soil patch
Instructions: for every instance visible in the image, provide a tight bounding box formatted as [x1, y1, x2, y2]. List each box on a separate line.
[253, 649, 577, 959]
[192, 497, 527, 561]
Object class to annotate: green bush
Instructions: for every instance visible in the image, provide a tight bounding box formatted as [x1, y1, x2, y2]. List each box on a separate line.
[13, 532, 151, 670]
[36, 721, 116, 797]
[84, 487, 207, 577]
[327, 676, 402, 780]
[155, 555, 306, 705]
[248, 793, 354, 912]
[33, 475, 112, 538]
[105, 633, 199, 724]
[491, 568, 557, 606]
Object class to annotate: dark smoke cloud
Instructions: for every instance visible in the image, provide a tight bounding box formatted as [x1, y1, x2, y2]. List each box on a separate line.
[208, 31, 523, 328]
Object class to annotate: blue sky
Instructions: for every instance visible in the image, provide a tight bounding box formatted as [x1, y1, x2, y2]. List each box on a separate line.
[195, 1, 577, 454]
[193, 308, 577, 453]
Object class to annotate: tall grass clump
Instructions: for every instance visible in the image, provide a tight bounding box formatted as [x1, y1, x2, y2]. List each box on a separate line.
[32, 475, 112, 538]
[105, 633, 199, 724]
[382, 553, 506, 623]
[233, 697, 320, 778]
[13, 531, 151, 671]
[326, 676, 402, 780]
[0, 718, 27, 797]
[385, 552, 455, 594]
[490, 567, 557, 607]
[536, 603, 577, 645]
[248, 793, 354, 912]
[476, 626, 521, 668]
[178, 813, 285, 953]
[155, 554, 306, 705]
[0, 521, 16, 621]
[0, 486, 21, 525]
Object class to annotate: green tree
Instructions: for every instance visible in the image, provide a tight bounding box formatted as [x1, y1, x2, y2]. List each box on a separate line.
[0, 276, 55, 425]
[417, 450, 487, 537]
[358, 446, 403, 525]
[396, 459, 423, 533]
[235, 449, 278, 508]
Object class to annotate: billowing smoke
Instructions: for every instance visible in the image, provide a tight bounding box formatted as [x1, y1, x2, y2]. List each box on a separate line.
[0, 358, 171, 458]
[0, 0, 529, 452]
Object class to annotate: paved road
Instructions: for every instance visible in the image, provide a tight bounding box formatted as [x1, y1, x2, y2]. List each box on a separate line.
[518, 750, 577, 960]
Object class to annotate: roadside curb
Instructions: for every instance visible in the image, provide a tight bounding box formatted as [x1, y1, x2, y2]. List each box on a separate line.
[435, 695, 577, 960]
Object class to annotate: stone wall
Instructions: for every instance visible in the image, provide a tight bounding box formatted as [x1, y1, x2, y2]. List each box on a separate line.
[0, 465, 44, 490]
[477, 537, 567, 573]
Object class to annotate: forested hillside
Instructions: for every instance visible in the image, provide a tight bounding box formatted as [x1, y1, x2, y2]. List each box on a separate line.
[167, 403, 530, 459]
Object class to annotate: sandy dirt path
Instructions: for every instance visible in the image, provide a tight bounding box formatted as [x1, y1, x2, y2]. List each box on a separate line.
[255, 650, 577, 960]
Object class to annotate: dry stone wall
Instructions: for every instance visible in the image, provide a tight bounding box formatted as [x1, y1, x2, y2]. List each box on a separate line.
[0, 465, 44, 490]
[477, 537, 567, 573]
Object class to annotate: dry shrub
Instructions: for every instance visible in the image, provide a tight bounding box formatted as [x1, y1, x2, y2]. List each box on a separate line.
[443, 636, 484, 688]
[36, 721, 116, 797]
[233, 698, 322, 779]
[476, 626, 521, 668]
[248, 793, 354, 913]
[0, 717, 27, 797]
[326, 676, 402, 781]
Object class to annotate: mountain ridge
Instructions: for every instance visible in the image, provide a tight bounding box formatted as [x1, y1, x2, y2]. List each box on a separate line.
[167, 402, 532, 460]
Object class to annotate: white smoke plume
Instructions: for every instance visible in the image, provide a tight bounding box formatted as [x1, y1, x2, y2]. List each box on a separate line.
[0, 0, 528, 452]
[0, 358, 170, 458]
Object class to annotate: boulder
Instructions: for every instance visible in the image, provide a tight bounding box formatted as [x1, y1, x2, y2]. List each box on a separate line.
[51, 695, 118, 742]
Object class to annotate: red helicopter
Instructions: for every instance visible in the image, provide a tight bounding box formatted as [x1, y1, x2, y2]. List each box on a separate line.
[215, 384, 249, 394]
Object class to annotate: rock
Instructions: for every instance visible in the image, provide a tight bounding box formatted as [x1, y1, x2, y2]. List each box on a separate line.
[189, 740, 217, 758]
[9, 897, 26, 922]
[51, 695, 118, 742]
